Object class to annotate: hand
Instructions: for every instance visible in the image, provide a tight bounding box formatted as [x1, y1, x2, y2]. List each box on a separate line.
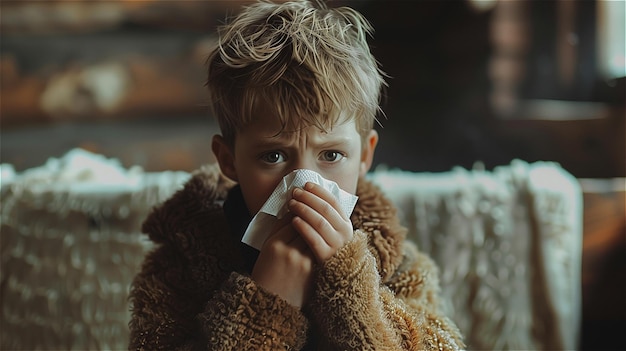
[288, 182, 354, 263]
[251, 215, 316, 308]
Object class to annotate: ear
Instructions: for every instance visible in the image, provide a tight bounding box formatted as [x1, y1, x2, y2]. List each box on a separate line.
[359, 129, 379, 177]
[212, 135, 238, 181]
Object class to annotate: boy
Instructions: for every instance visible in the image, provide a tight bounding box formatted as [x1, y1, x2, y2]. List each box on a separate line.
[128, 1, 464, 350]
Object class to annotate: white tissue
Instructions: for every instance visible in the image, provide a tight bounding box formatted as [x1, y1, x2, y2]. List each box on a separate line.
[241, 169, 359, 250]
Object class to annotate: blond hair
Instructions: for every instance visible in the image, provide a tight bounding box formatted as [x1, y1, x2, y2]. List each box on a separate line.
[205, 0, 386, 144]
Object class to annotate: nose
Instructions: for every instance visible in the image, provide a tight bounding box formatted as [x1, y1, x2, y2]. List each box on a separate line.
[291, 155, 318, 174]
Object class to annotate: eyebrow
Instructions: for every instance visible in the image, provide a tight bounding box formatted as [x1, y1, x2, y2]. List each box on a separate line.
[249, 139, 288, 150]
[251, 135, 354, 150]
[315, 138, 353, 149]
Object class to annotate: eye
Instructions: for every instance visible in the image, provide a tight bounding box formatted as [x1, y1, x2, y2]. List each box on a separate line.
[320, 150, 345, 163]
[260, 151, 286, 164]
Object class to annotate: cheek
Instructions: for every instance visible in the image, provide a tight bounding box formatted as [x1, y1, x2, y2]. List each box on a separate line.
[331, 163, 361, 195]
[341, 177, 359, 195]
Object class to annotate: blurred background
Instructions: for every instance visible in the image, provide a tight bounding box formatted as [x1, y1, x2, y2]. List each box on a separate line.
[1, 0, 624, 349]
[1, 0, 624, 175]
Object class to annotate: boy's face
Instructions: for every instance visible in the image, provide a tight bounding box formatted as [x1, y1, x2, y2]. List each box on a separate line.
[212, 107, 378, 216]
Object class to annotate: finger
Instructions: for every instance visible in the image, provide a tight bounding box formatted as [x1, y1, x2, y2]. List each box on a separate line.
[262, 214, 297, 248]
[288, 198, 343, 249]
[292, 185, 349, 230]
[304, 182, 350, 221]
[292, 215, 332, 263]
[271, 213, 294, 233]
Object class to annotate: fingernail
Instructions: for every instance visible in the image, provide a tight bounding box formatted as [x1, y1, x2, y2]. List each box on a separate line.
[304, 182, 314, 190]
[293, 187, 302, 196]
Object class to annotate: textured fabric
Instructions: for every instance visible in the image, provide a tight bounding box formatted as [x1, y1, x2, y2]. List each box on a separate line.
[368, 160, 583, 351]
[0, 150, 191, 351]
[128, 165, 465, 351]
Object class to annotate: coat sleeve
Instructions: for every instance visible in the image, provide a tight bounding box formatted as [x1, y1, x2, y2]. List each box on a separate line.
[308, 230, 465, 351]
[200, 272, 309, 350]
[128, 245, 309, 351]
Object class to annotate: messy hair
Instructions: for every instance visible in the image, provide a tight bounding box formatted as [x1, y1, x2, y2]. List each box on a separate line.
[205, 0, 387, 145]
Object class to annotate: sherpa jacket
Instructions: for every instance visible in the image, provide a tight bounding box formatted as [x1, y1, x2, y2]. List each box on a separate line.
[128, 164, 464, 350]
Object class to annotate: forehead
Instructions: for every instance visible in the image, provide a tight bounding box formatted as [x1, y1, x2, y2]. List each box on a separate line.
[244, 113, 359, 142]
[242, 102, 359, 139]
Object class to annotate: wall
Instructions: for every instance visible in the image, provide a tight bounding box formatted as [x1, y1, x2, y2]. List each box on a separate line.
[2, 0, 623, 177]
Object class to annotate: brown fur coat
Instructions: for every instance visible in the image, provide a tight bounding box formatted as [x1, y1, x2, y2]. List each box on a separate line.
[128, 164, 464, 350]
